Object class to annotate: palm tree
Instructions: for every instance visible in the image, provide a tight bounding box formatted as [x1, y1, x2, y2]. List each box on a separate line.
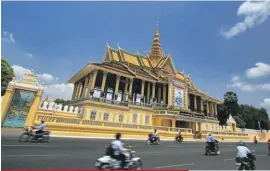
[224, 91, 238, 103]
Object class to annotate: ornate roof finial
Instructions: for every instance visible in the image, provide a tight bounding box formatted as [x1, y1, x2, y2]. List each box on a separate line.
[106, 41, 109, 47]
[117, 42, 120, 49]
[149, 22, 163, 68]
[45, 95, 49, 101]
[89, 56, 92, 63]
[136, 48, 140, 54]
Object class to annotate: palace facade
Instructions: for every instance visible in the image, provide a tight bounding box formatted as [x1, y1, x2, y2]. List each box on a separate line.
[68, 25, 229, 133]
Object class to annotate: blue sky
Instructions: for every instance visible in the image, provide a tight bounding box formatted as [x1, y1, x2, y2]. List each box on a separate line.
[1, 1, 270, 114]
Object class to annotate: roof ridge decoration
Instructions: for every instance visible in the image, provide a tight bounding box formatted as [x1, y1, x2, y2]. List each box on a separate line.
[142, 68, 159, 81]
[122, 63, 136, 75]
[103, 43, 115, 62]
[149, 22, 163, 68]
[159, 54, 177, 75]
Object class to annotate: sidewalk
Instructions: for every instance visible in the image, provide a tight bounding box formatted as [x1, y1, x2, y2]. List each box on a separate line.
[1, 127, 254, 143]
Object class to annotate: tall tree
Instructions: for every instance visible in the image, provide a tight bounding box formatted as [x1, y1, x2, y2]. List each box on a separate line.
[217, 104, 230, 127]
[1, 58, 15, 96]
[224, 91, 239, 116]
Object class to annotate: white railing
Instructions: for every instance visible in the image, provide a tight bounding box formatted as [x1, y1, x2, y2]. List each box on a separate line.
[39, 100, 84, 114]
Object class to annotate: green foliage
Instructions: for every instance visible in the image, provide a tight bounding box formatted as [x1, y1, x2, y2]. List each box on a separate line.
[1, 57, 15, 96]
[217, 104, 229, 126]
[233, 116, 246, 128]
[54, 98, 71, 107]
[237, 104, 269, 130]
[224, 91, 239, 116]
[220, 91, 269, 131]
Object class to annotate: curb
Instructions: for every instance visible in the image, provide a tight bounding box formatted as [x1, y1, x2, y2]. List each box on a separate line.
[50, 135, 198, 141]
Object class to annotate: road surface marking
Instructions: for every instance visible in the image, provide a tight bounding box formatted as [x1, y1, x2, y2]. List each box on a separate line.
[2, 145, 58, 147]
[165, 146, 186, 148]
[256, 154, 267, 157]
[137, 151, 161, 154]
[224, 154, 267, 162]
[156, 162, 195, 169]
[2, 154, 69, 158]
[224, 158, 235, 162]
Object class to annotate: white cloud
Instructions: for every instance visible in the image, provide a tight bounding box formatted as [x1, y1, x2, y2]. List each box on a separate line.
[44, 83, 74, 101]
[11, 65, 32, 79]
[222, 0, 270, 39]
[232, 75, 240, 82]
[37, 73, 55, 82]
[261, 98, 270, 108]
[227, 80, 270, 92]
[24, 53, 34, 58]
[11, 65, 73, 101]
[12, 65, 58, 84]
[2, 31, 15, 44]
[246, 62, 270, 79]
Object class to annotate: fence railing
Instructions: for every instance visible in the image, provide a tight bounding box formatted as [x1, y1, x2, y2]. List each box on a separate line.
[202, 130, 248, 136]
[36, 113, 193, 133]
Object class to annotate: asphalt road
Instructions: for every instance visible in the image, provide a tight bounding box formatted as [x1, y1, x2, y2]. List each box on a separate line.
[2, 135, 270, 170]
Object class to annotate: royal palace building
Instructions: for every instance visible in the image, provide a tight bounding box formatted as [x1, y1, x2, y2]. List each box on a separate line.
[68, 25, 229, 134]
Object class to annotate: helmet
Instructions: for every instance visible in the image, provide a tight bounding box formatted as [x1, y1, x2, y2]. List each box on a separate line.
[115, 132, 121, 140]
[239, 140, 246, 146]
[208, 132, 212, 136]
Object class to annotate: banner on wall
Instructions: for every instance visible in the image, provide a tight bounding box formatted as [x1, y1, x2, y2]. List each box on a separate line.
[174, 87, 184, 107]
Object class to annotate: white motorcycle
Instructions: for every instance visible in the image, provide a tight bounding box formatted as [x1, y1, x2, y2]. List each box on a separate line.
[95, 146, 142, 170]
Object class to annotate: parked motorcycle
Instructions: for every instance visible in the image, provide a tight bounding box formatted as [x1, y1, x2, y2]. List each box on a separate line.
[204, 140, 220, 155]
[95, 146, 142, 170]
[146, 134, 160, 145]
[18, 126, 50, 142]
[235, 150, 256, 170]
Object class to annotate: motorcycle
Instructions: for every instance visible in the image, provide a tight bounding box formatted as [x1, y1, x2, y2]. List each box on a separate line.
[95, 146, 143, 170]
[204, 140, 220, 155]
[235, 150, 256, 170]
[146, 134, 160, 145]
[175, 135, 183, 143]
[18, 126, 50, 142]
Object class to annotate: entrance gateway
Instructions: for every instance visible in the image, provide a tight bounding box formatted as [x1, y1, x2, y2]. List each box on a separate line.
[1, 71, 45, 128]
[2, 90, 35, 127]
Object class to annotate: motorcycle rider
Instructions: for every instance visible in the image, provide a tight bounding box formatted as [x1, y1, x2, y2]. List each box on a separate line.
[34, 120, 46, 138]
[175, 130, 183, 142]
[254, 136, 257, 144]
[236, 141, 255, 169]
[152, 129, 160, 142]
[206, 133, 216, 151]
[111, 132, 129, 169]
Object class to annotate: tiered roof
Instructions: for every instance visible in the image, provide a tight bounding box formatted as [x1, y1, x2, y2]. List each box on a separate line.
[68, 24, 222, 103]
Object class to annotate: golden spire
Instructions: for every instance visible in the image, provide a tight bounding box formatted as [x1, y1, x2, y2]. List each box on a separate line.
[45, 95, 49, 101]
[149, 22, 163, 68]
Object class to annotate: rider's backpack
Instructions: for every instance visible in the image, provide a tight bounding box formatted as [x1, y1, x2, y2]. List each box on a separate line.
[105, 145, 114, 156]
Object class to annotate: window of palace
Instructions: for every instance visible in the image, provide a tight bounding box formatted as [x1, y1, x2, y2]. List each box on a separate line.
[119, 114, 124, 123]
[90, 110, 97, 120]
[103, 112, 109, 121]
[93, 87, 101, 98]
[117, 90, 123, 102]
[136, 94, 141, 103]
[132, 114, 137, 124]
[145, 115, 150, 125]
[106, 87, 113, 100]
